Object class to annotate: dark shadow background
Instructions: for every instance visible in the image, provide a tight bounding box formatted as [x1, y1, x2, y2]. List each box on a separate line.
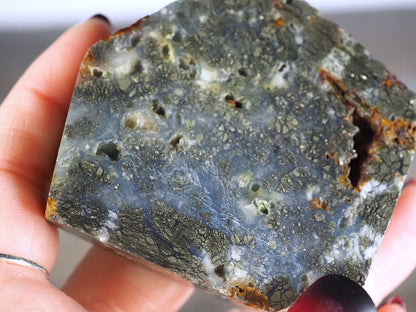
[0, 9, 415, 312]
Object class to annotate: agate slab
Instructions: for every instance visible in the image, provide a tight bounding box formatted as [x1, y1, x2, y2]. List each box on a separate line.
[47, 0, 416, 310]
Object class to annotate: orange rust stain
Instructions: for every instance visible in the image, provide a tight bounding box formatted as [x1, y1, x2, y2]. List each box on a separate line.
[273, 0, 284, 10]
[384, 77, 392, 88]
[229, 282, 271, 310]
[339, 164, 352, 188]
[227, 99, 237, 107]
[383, 71, 407, 90]
[274, 17, 285, 27]
[114, 16, 149, 37]
[45, 197, 57, 219]
[319, 68, 415, 190]
[325, 151, 338, 165]
[80, 49, 95, 77]
[339, 174, 349, 186]
[318, 68, 368, 110]
[339, 163, 372, 191]
[311, 197, 330, 211]
[357, 105, 416, 150]
[80, 16, 149, 78]
[383, 117, 416, 149]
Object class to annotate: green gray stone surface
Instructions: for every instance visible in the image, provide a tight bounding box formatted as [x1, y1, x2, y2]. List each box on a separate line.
[47, 0, 416, 310]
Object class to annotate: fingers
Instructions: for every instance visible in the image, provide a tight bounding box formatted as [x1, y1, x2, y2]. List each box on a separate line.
[378, 304, 406, 312]
[0, 266, 86, 312]
[364, 183, 416, 305]
[0, 16, 111, 274]
[63, 246, 194, 312]
[0, 16, 193, 312]
[228, 308, 256, 312]
[0, 16, 112, 199]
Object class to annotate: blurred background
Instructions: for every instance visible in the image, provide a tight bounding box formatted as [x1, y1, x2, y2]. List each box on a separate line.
[0, 0, 415, 311]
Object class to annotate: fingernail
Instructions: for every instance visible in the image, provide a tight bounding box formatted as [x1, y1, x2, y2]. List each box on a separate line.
[288, 275, 376, 312]
[387, 295, 406, 310]
[90, 14, 111, 26]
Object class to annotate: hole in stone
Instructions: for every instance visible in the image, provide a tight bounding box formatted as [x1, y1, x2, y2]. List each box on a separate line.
[92, 69, 103, 78]
[225, 94, 234, 102]
[234, 101, 243, 109]
[288, 22, 297, 31]
[225, 94, 243, 109]
[260, 206, 269, 215]
[152, 100, 166, 117]
[133, 60, 143, 74]
[251, 183, 261, 192]
[278, 63, 287, 72]
[131, 33, 141, 47]
[169, 134, 183, 148]
[348, 110, 375, 188]
[172, 31, 183, 42]
[162, 44, 170, 58]
[96, 141, 121, 161]
[238, 67, 250, 77]
[214, 264, 226, 278]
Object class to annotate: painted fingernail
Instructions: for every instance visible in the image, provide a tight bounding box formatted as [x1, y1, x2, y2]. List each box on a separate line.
[90, 14, 111, 26]
[288, 275, 376, 312]
[387, 295, 406, 310]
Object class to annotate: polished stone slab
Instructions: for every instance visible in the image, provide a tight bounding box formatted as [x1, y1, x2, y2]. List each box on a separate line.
[46, 0, 416, 310]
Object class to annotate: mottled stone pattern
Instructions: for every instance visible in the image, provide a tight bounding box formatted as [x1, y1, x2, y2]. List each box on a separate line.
[47, 0, 416, 310]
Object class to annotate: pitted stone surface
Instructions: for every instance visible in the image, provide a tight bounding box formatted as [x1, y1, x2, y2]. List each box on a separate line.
[47, 0, 416, 310]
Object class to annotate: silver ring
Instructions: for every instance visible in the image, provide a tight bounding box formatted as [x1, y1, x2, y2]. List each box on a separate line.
[0, 253, 49, 277]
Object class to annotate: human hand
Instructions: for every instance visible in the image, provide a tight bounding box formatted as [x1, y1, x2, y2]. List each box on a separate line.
[0, 14, 415, 312]
[364, 178, 416, 312]
[0, 16, 193, 312]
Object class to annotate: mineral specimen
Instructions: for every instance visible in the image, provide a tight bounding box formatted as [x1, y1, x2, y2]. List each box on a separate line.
[46, 0, 416, 310]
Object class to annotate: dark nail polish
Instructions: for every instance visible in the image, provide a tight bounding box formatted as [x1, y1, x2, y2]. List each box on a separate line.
[288, 275, 376, 312]
[91, 14, 111, 26]
[387, 295, 406, 309]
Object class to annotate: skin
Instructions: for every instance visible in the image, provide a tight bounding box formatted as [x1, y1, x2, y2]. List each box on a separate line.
[0, 16, 414, 312]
